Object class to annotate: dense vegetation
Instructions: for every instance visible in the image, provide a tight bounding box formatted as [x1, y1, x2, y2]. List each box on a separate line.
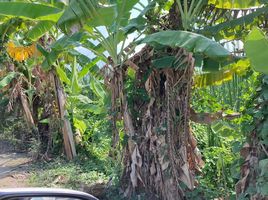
[0, 0, 268, 199]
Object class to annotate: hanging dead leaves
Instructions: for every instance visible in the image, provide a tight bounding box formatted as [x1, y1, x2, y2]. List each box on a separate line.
[108, 45, 205, 200]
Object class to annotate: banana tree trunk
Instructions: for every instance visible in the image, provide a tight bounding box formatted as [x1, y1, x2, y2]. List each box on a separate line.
[51, 71, 76, 160]
[111, 47, 203, 199]
[20, 92, 35, 128]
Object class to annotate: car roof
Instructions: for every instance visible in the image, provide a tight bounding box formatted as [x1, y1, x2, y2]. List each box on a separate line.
[0, 188, 98, 200]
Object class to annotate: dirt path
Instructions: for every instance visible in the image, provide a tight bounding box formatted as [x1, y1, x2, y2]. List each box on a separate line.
[0, 153, 31, 188]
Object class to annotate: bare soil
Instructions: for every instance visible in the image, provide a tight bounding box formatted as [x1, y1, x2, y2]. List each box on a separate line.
[0, 145, 31, 188]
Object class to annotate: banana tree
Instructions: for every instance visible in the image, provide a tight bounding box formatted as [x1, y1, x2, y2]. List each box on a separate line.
[55, 0, 268, 199]
[1, 0, 267, 199]
[0, 0, 78, 159]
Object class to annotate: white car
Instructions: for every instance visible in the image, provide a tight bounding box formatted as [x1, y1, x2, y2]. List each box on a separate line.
[0, 188, 98, 200]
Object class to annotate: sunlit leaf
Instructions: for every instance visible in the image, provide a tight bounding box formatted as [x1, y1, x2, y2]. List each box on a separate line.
[56, 66, 71, 85]
[0, 2, 63, 22]
[202, 6, 268, 37]
[194, 59, 250, 87]
[74, 118, 87, 134]
[139, 30, 231, 61]
[71, 57, 81, 94]
[27, 21, 55, 41]
[245, 27, 268, 75]
[208, 0, 262, 9]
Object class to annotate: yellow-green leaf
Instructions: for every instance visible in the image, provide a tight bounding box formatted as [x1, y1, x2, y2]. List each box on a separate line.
[245, 27, 268, 75]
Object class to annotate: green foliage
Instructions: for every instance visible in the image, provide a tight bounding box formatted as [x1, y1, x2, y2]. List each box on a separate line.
[191, 72, 258, 198]
[194, 59, 250, 88]
[123, 1, 156, 34]
[1, 1, 268, 199]
[151, 56, 176, 69]
[27, 21, 55, 41]
[254, 75, 268, 196]
[58, 0, 140, 35]
[176, 0, 205, 30]
[41, 32, 85, 70]
[140, 30, 231, 61]
[56, 65, 71, 85]
[57, 0, 113, 32]
[202, 6, 268, 38]
[0, 72, 18, 90]
[208, 0, 262, 9]
[0, 2, 63, 22]
[258, 159, 268, 195]
[245, 27, 268, 75]
[0, 114, 33, 152]
[29, 158, 109, 189]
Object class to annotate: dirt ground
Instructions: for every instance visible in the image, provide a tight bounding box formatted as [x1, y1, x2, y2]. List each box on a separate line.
[0, 153, 31, 188]
[0, 174, 29, 187]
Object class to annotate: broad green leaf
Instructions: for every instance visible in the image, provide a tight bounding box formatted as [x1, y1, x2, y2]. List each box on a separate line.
[139, 30, 231, 61]
[81, 103, 105, 114]
[56, 66, 71, 85]
[74, 118, 87, 134]
[202, 6, 268, 37]
[127, 67, 136, 79]
[83, 40, 106, 55]
[194, 59, 250, 87]
[71, 57, 81, 94]
[78, 57, 101, 79]
[27, 21, 55, 41]
[90, 78, 106, 99]
[0, 18, 20, 36]
[36, 44, 49, 57]
[152, 56, 176, 69]
[113, 0, 139, 27]
[41, 50, 61, 71]
[39, 118, 49, 124]
[87, 6, 116, 27]
[194, 69, 233, 88]
[245, 28, 268, 75]
[0, 72, 18, 90]
[208, 0, 261, 9]
[69, 95, 93, 105]
[202, 57, 238, 72]
[258, 159, 268, 195]
[58, 0, 116, 32]
[259, 118, 268, 141]
[258, 182, 268, 196]
[52, 32, 84, 50]
[0, 2, 63, 22]
[259, 159, 268, 176]
[203, 58, 222, 72]
[123, 17, 146, 34]
[41, 32, 84, 70]
[58, 0, 139, 33]
[123, 1, 156, 34]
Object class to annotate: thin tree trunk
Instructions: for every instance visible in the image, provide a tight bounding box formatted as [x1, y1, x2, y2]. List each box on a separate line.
[20, 92, 35, 128]
[51, 71, 76, 160]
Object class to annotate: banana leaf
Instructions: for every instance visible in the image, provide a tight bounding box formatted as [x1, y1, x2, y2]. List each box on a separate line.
[139, 30, 231, 61]
[208, 0, 262, 9]
[245, 27, 268, 75]
[0, 2, 63, 22]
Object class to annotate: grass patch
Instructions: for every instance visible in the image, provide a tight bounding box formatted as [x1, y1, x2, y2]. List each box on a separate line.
[28, 157, 110, 189]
